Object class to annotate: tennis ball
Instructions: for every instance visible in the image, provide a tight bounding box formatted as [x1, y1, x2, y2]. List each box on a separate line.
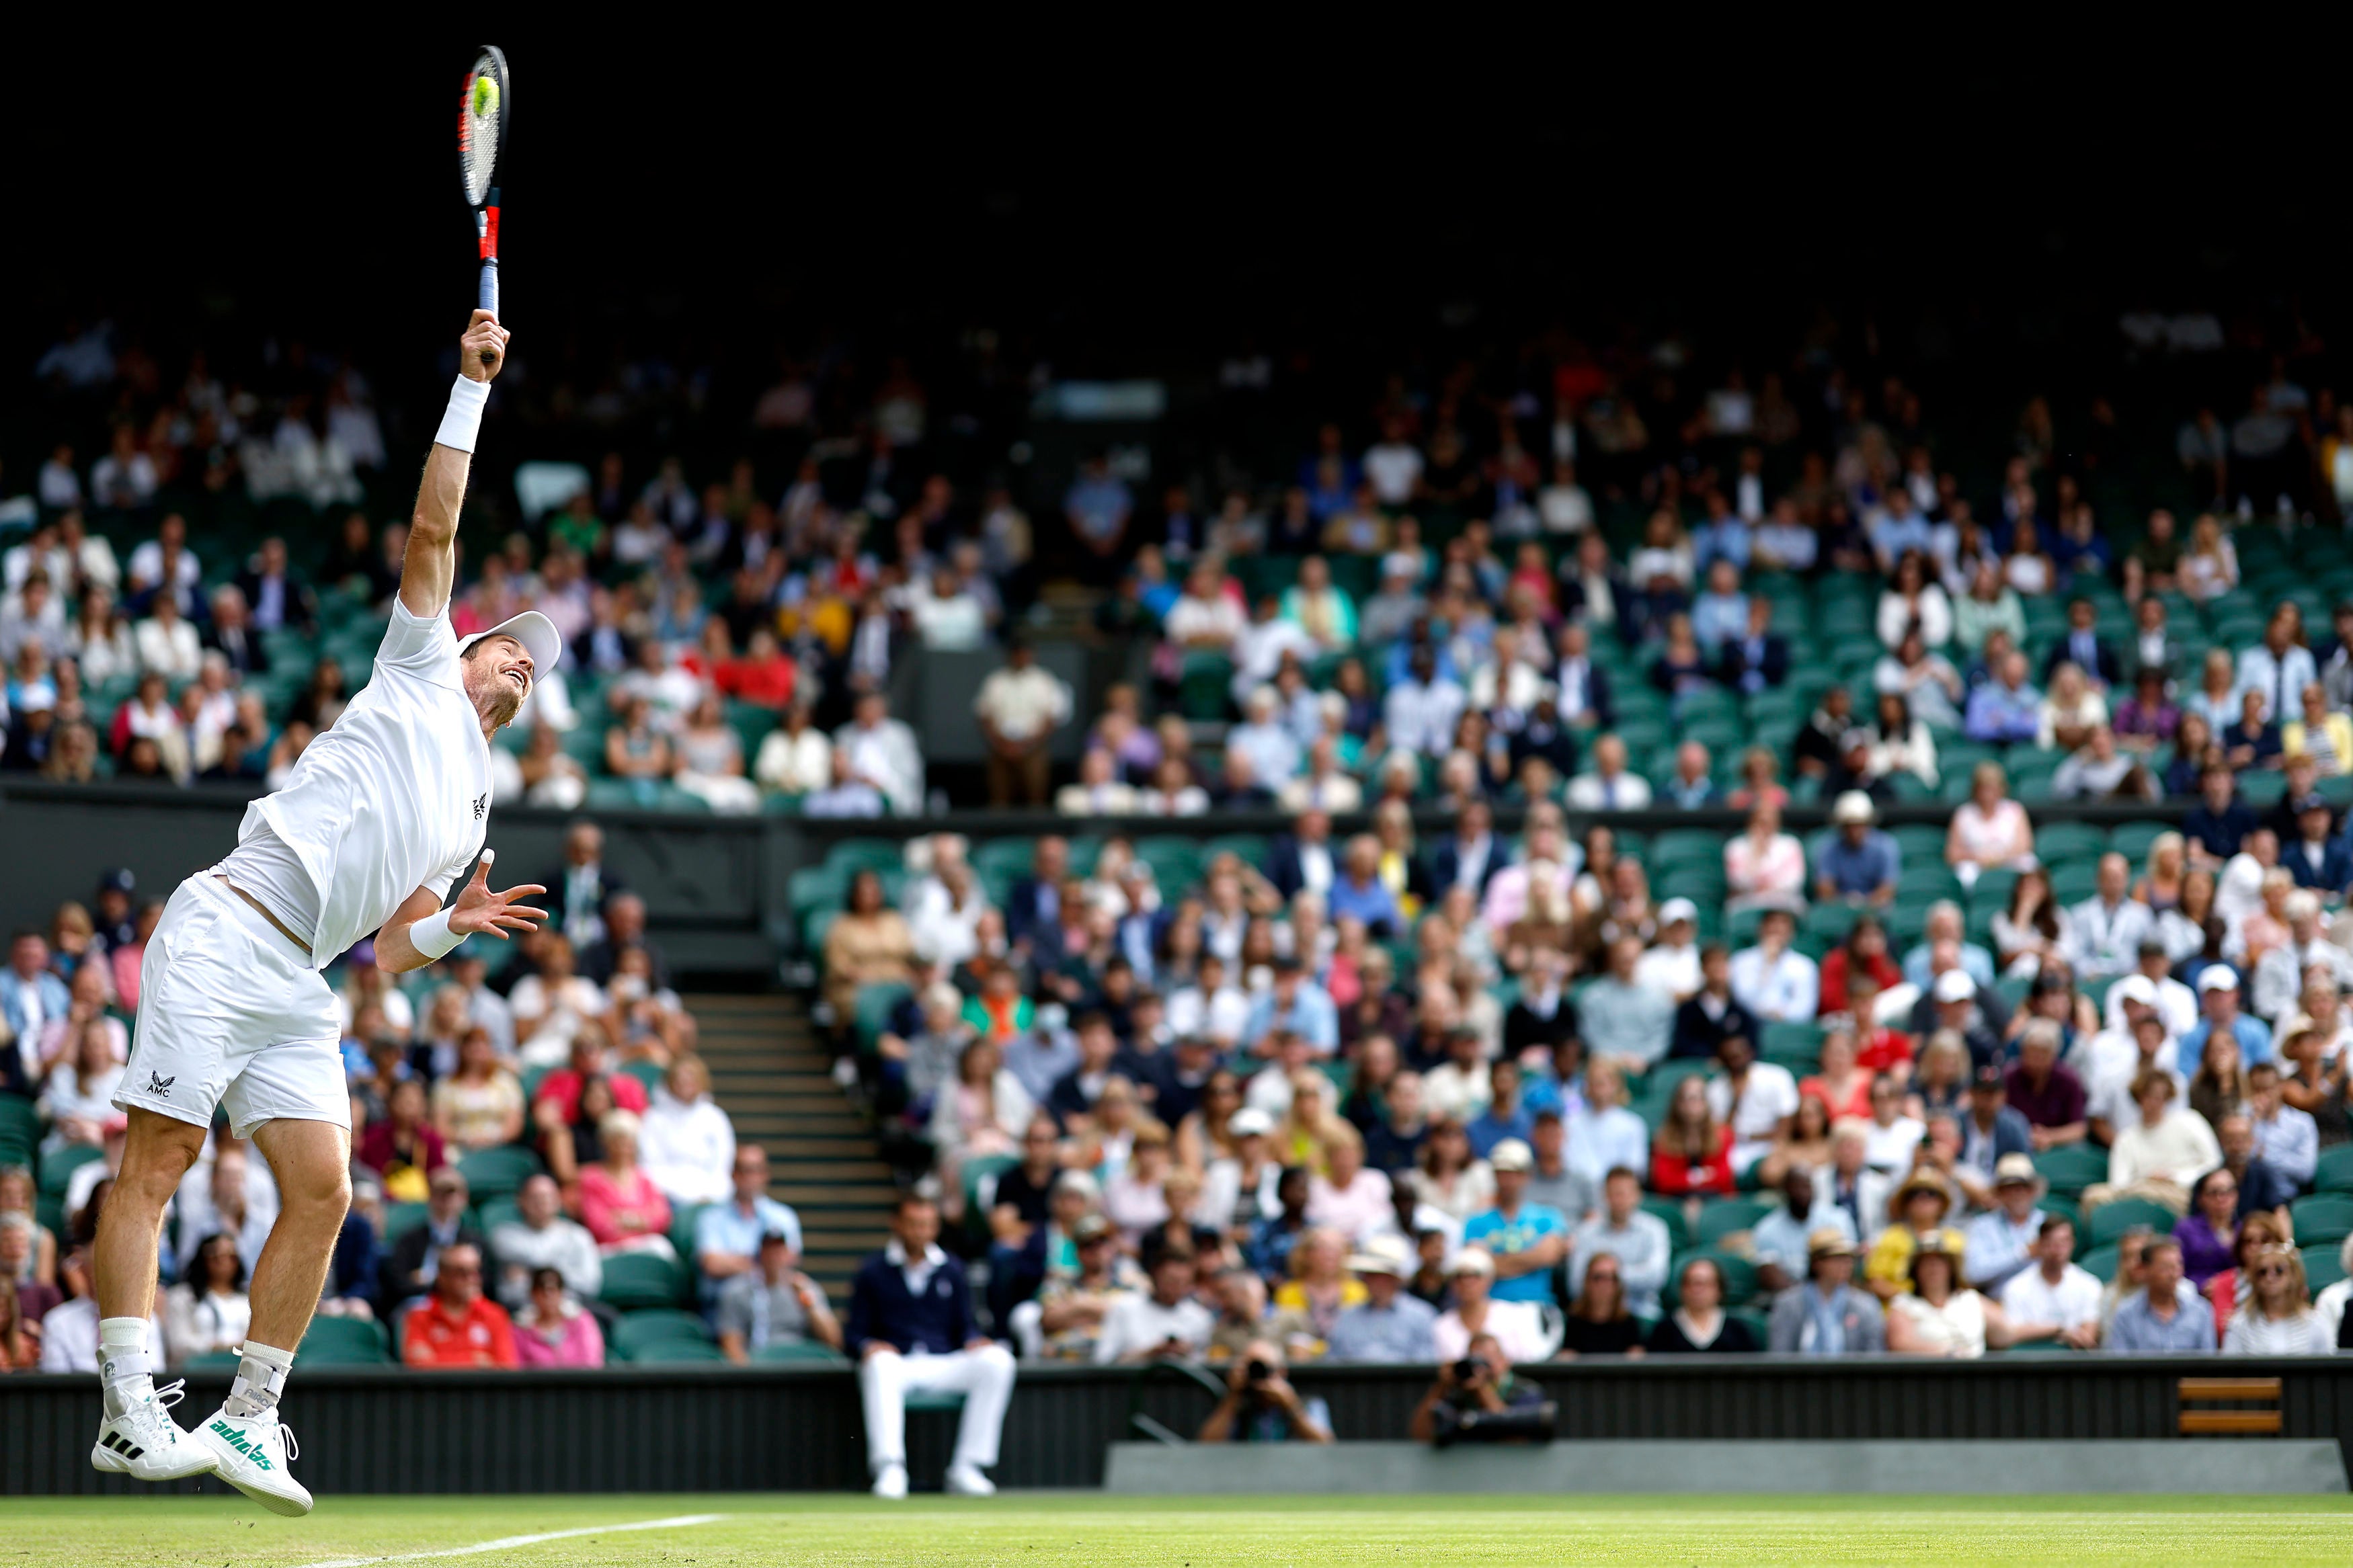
[471, 75, 500, 119]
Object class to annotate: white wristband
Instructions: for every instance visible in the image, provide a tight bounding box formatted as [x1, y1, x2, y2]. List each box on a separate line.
[407, 907, 464, 962]
[434, 376, 490, 454]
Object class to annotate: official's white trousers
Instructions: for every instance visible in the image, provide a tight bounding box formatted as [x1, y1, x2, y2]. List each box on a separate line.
[858, 1344, 1018, 1473]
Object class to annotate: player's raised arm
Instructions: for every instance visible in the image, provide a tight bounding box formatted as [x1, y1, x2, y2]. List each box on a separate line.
[401, 310, 510, 619]
[373, 851, 547, 975]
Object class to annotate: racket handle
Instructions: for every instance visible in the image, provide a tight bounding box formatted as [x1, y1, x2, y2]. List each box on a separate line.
[476, 261, 500, 364]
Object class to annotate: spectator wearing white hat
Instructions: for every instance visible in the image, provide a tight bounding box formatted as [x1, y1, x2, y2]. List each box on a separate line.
[1634, 899, 1704, 1004]
[1429, 1247, 1551, 1364]
[2099, 942, 2200, 1041]
[1997, 1216, 2103, 1348]
[1460, 1140, 1570, 1310]
[1814, 792, 1900, 907]
[1324, 1237, 1438, 1362]
[2176, 966, 2274, 1079]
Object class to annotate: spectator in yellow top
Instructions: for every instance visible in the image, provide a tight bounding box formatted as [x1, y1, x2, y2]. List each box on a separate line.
[1863, 1172, 1968, 1303]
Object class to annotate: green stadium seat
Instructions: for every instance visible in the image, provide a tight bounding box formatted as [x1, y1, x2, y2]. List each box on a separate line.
[182, 1350, 243, 1372]
[668, 1201, 708, 1262]
[754, 1340, 851, 1366]
[825, 839, 906, 876]
[1638, 1198, 1693, 1253]
[2034, 1144, 2108, 1198]
[906, 1390, 968, 1413]
[381, 1201, 430, 1244]
[1760, 1020, 1823, 1073]
[2035, 823, 2110, 866]
[600, 1251, 690, 1311]
[2048, 864, 2101, 905]
[2307, 1245, 2349, 1297]
[2087, 1196, 2177, 1249]
[630, 1339, 729, 1365]
[298, 1316, 391, 1364]
[2315, 1145, 2353, 1196]
[456, 1145, 543, 1202]
[0, 1095, 40, 1160]
[611, 1309, 714, 1361]
[2077, 1243, 2121, 1284]
[1648, 831, 1722, 871]
[38, 1144, 101, 1197]
[479, 1196, 522, 1236]
[2107, 821, 2173, 864]
[1692, 1196, 1778, 1247]
[855, 981, 914, 1050]
[620, 1059, 666, 1096]
[2289, 1194, 2353, 1245]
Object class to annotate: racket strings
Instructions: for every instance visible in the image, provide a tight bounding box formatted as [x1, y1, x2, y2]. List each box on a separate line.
[461, 59, 503, 204]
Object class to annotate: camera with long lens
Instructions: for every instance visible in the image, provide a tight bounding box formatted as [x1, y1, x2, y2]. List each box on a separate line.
[1244, 1358, 1274, 1385]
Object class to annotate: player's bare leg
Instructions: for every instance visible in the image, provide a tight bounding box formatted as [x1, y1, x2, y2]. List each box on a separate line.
[89, 1108, 215, 1481]
[189, 1116, 350, 1516]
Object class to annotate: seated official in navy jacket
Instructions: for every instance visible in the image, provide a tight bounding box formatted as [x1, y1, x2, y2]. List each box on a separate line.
[846, 1193, 1018, 1500]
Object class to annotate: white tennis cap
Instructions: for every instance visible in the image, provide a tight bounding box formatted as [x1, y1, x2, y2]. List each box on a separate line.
[1659, 898, 1699, 925]
[458, 610, 564, 681]
[2197, 968, 2239, 993]
[1932, 969, 1977, 1003]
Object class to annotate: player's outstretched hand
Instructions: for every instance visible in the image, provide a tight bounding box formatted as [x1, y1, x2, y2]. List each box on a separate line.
[448, 852, 546, 941]
[459, 310, 510, 383]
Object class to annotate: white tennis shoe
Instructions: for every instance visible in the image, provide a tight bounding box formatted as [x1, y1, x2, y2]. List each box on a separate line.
[91, 1380, 216, 1481]
[945, 1464, 997, 1496]
[191, 1405, 312, 1516]
[872, 1462, 909, 1499]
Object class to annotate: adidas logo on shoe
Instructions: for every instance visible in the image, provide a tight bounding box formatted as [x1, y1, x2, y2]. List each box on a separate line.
[208, 1421, 274, 1471]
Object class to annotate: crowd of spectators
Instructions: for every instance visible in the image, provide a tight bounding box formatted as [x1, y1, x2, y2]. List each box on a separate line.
[0, 827, 822, 1374]
[15, 311, 2353, 835]
[826, 798, 2353, 1361]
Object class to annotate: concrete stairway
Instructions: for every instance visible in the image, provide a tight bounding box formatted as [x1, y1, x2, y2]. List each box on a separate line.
[685, 992, 895, 1301]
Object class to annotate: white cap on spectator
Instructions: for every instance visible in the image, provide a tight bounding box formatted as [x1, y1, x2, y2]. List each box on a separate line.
[1831, 791, 1876, 825]
[2198, 968, 2239, 993]
[1933, 970, 1976, 1003]
[2114, 975, 2159, 1006]
[2286, 890, 2322, 921]
[1447, 1247, 1497, 1278]
[1488, 1139, 1535, 1173]
[1659, 898, 1698, 925]
[1228, 1108, 1276, 1139]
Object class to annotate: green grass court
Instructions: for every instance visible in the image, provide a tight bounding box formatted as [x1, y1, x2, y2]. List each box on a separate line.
[15, 1492, 2353, 1566]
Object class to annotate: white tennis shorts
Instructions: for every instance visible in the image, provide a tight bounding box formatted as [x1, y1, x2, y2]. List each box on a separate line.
[112, 874, 348, 1139]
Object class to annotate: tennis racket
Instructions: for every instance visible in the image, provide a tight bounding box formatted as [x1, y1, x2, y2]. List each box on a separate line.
[456, 45, 511, 364]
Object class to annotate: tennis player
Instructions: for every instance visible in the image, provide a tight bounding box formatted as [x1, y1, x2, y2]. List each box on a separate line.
[89, 311, 556, 1515]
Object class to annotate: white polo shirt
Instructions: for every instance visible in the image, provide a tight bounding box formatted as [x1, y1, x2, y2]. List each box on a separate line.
[2000, 1262, 2104, 1330]
[223, 600, 491, 966]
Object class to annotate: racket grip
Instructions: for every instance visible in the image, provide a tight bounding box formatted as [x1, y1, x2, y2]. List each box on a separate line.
[477, 259, 500, 323]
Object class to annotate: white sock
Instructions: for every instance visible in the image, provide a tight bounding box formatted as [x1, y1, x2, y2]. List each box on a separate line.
[99, 1317, 155, 1419]
[224, 1340, 296, 1420]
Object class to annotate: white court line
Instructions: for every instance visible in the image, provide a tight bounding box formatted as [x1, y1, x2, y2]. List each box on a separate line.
[291, 1512, 726, 1568]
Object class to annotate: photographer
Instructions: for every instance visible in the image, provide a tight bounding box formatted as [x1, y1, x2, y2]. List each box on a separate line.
[1195, 1338, 1334, 1444]
[1408, 1331, 1549, 1444]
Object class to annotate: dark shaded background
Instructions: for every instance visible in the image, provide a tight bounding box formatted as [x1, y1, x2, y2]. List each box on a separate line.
[7, 37, 2346, 477]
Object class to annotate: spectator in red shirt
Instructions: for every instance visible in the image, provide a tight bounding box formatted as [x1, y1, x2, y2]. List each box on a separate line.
[401, 1243, 518, 1369]
[1843, 970, 1916, 1076]
[715, 627, 797, 710]
[532, 1033, 650, 1130]
[1817, 915, 1902, 1018]
[1648, 1074, 1736, 1198]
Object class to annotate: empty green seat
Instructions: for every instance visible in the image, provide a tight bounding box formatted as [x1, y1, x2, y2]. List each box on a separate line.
[1693, 1196, 1778, 1247]
[2315, 1145, 2353, 1196]
[2290, 1195, 2353, 1245]
[612, 1309, 713, 1360]
[600, 1250, 690, 1311]
[2087, 1196, 2177, 1249]
[2034, 1145, 2109, 1197]
[38, 1144, 100, 1197]
[456, 1145, 542, 1202]
[298, 1316, 391, 1364]
[755, 1340, 850, 1366]
[631, 1339, 729, 1365]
